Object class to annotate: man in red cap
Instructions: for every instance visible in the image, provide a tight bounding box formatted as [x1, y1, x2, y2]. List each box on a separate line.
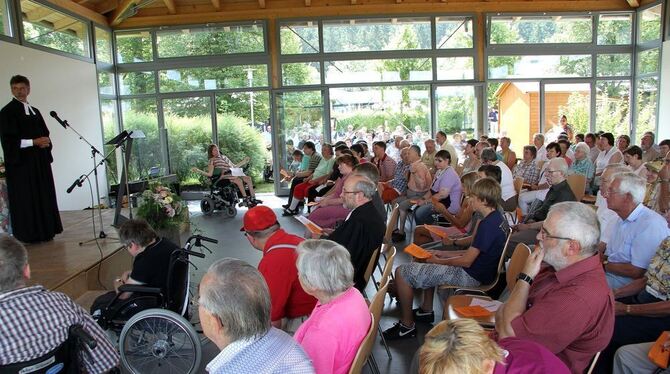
[242, 205, 317, 333]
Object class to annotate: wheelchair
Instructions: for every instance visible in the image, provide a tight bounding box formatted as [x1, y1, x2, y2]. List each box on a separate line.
[96, 235, 217, 374]
[0, 325, 99, 374]
[200, 174, 262, 217]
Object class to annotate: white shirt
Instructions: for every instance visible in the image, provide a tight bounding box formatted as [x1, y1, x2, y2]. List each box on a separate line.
[495, 160, 516, 200]
[535, 145, 548, 162]
[595, 147, 622, 174]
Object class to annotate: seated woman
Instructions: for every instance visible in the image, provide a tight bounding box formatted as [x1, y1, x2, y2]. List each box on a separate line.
[498, 136, 517, 172]
[415, 319, 569, 374]
[350, 143, 368, 164]
[382, 178, 508, 340]
[307, 154, 358, 228]
[191, 144, 259, 206]
[568, 142, 595, 192]
[413, 171, 480, 246]
[283, 144, 335, 216]
[413, 150, 463, 226]
[294, 239, 371, 374]
[518, 141, 560, 216]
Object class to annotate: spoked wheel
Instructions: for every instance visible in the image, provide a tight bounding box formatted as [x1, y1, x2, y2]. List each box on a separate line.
[119, 309, 201, 374]
[200, 198, 214, 215]
[223, 206, 237, 218]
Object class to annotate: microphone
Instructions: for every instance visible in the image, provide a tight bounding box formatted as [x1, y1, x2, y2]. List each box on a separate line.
[66, 176, 84, 193]
[49, 111, 68, 129]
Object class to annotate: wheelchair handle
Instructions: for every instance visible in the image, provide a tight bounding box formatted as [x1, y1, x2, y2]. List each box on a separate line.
[69, 325, 97, 350]
[186, 235, 218, 245]
[182, 249, 206, 258]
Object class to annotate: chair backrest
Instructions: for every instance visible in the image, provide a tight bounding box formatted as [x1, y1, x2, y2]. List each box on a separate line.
[362, 247, 380, 288]
[505, 243, 532, 292]
[513, 176, 524, 195]
[566, 173, 587, 202]
[585, 351, 600, 374]
[482, 228, 513, 291]
[166, 249, 191, 317]
[347, 313, 376, 374]
[384, 206, 400, 244]
[380, 245, 396, 289]
[369, 282, 389, 325]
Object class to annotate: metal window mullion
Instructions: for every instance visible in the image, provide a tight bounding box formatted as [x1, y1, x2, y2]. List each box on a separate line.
[539, 82, 546, 134]
[590, 80, 596, 133]
[430, 84, 436, 136]
[323, 88, 331, 143]
[210, 93, 218, 145]
[156, 97, 170, 175]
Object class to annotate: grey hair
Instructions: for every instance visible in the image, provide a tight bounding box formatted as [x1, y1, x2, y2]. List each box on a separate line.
[424, 139, 436, 146]
[533, 133, 545, 143]
[200, 258, 271, 340]
[354, 176, 378, 199]
[353, 163, 380, 184]
[0, 235, 28, 292]
[296, 240, 354, 297]
[612, 172, 646, 205]
[603, 164, 631, 177]
[548, 157, 568, 175]
[574, 142, 590, 156]
[547, 202, 600, 256]
[480, 147, 497, 162]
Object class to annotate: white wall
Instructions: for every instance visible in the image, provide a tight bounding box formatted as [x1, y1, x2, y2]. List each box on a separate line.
[659, 40, 670, 140]
[0, 40, 107, 211]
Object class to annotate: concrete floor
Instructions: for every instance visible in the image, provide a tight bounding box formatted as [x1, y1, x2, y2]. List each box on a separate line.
[181, 193, 443, 374]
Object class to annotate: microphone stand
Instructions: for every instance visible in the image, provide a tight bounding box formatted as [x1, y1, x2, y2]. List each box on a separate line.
[56, 114, 117, 245]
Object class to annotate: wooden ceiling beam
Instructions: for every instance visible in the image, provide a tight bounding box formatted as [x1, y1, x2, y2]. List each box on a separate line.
[95, 0, 120, 14]
[626, 0, 639, 7]
[42, 0, 107, 25]
[211, 0, 220, 10]
[163, 0, 177, 13]
[259, 0, 266, 8]
[109, 0, 138, 25]
[24, 7, 53, 22]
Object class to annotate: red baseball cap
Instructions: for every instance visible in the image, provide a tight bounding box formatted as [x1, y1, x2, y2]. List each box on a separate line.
[241, 205, 278, 232]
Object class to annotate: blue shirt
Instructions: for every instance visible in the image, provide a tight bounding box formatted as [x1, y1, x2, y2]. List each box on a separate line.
[465, 210, 508, 284]
[605, 204, 670, 269]
[390, 161, 410, 194]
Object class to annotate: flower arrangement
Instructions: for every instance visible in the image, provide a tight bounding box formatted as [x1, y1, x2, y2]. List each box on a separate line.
[137, 183, 186, 230]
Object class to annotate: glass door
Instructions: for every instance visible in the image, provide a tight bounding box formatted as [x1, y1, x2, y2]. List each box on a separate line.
[540, 81, 592, 143]
[162, 96, 214, 186]
[435, 85, 479, 160]
[273, 90, 326, 195]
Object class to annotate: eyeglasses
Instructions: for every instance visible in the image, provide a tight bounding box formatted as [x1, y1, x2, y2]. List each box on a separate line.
[546, 169, 561, 174]
[540, 227, 574, 242]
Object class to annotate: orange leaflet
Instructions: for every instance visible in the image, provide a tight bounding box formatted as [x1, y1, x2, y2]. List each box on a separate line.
[454, 305, 493, 318]
[648, 331, 670, 369]
[423, 225, 448, 239]
[306, 223, 322, 235]
[403, 243, 432, 259]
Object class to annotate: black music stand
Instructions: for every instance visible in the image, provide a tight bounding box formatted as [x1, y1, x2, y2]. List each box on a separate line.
[111, 130, 144, 227]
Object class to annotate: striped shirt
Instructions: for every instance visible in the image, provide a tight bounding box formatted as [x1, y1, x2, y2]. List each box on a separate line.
[210, 155, 234, 173]
[514, 160, 540, 186]
[0, 286, 119, 372]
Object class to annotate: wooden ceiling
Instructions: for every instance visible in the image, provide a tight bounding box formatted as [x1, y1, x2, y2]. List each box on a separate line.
[42, 0, 646, 30]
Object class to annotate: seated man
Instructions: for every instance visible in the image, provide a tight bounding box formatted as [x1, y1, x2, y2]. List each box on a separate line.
[321, 175, 385, 292]
[594, 236, 670, 373]
[242, 206, 317, 333]
[602, 172, 670, 289]
[507, 158, 576, 249]
[380, 146, 410, 204]
[198, 258, 314, 373]
[513, 145, 540, 187]
[392, 145, 432, 242]
[371, 140, 397, 183]
[0, 235, 119, 372]
[91, 219, 179, 317]
[421, 139, 437, 174]
[495, 202, 614, 374]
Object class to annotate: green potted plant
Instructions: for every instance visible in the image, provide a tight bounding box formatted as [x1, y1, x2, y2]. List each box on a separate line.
[136, 182, 190, 246]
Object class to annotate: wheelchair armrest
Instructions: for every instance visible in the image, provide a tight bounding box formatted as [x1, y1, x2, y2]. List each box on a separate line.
[118, 284, 162, 294]
[69, 325, 97, 350]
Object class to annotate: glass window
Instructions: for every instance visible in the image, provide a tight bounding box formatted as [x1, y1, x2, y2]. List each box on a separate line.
[120, 98, 161, 180]
[322, 17, 431, 53]
[436, 86, 477, 138]
[95, 27, 113, 64]
[597, 13, 632, 45]
[158, 65, 268, 93]
[156, 24, 264, 58]
[280, 21, 319, 54]
[436, 57, 474, 80]
[20, 0, 90, 57]
[98, 71, 115, 95]
[637, 48, 660, 75]
[636, 76, 658, 136]
[119, 71, 156, 95]
[325, 58, 432, 84]
[330, 85, 431, 143]
[488, 55, 591, 79]
[282, 62, 321, 86]
[596, 53, 631, 77]
[489, 15, 592, 44]
[596, 80, 630, 135]
[116, 31, 153, 63]
[436, 17, 473, 48]
[100, 99, 120, 185]
[543, 83, 591, 136]
[1, 0, 12, 37]
[638, 4, 662, 43]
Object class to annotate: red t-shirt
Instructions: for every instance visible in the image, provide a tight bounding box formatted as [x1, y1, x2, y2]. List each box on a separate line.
[258, 229, 317, 321]
[510, 255, 614, 374]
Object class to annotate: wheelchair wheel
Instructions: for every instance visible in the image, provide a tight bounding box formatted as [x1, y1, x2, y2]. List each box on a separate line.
[224, 206, 237, 218]
[200, 197, 214, 215]
[119, 308, 201, 374]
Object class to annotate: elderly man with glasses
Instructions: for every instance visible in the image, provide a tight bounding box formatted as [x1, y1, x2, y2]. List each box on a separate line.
[601, 172, 670, 290]
[495, 202, 615, 374]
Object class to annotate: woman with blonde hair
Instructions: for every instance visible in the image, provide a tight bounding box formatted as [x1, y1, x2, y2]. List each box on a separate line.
[417, 319, 568, 374]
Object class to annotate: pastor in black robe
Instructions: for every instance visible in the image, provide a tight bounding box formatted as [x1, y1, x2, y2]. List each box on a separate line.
[328, 200, 385, 292]
[0, 98, 63, 242]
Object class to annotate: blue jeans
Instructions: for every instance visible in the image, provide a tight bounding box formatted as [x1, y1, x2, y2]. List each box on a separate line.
[414, 204, 436, 226]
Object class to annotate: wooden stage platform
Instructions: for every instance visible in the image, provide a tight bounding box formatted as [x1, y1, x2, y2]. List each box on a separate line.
[26, 209, 132, 303]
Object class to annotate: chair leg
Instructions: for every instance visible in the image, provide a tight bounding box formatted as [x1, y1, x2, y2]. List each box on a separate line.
[371, 273, 379, 291]
[369, 354, 381, 374]
[378, 325, 392, 359]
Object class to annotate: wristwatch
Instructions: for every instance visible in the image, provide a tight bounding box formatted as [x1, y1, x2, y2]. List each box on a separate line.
[517, 272, 533, 286]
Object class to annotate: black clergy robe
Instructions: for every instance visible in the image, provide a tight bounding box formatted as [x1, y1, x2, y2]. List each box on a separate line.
[328, 200, 385, 292]
[0, 98, 63, 243]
